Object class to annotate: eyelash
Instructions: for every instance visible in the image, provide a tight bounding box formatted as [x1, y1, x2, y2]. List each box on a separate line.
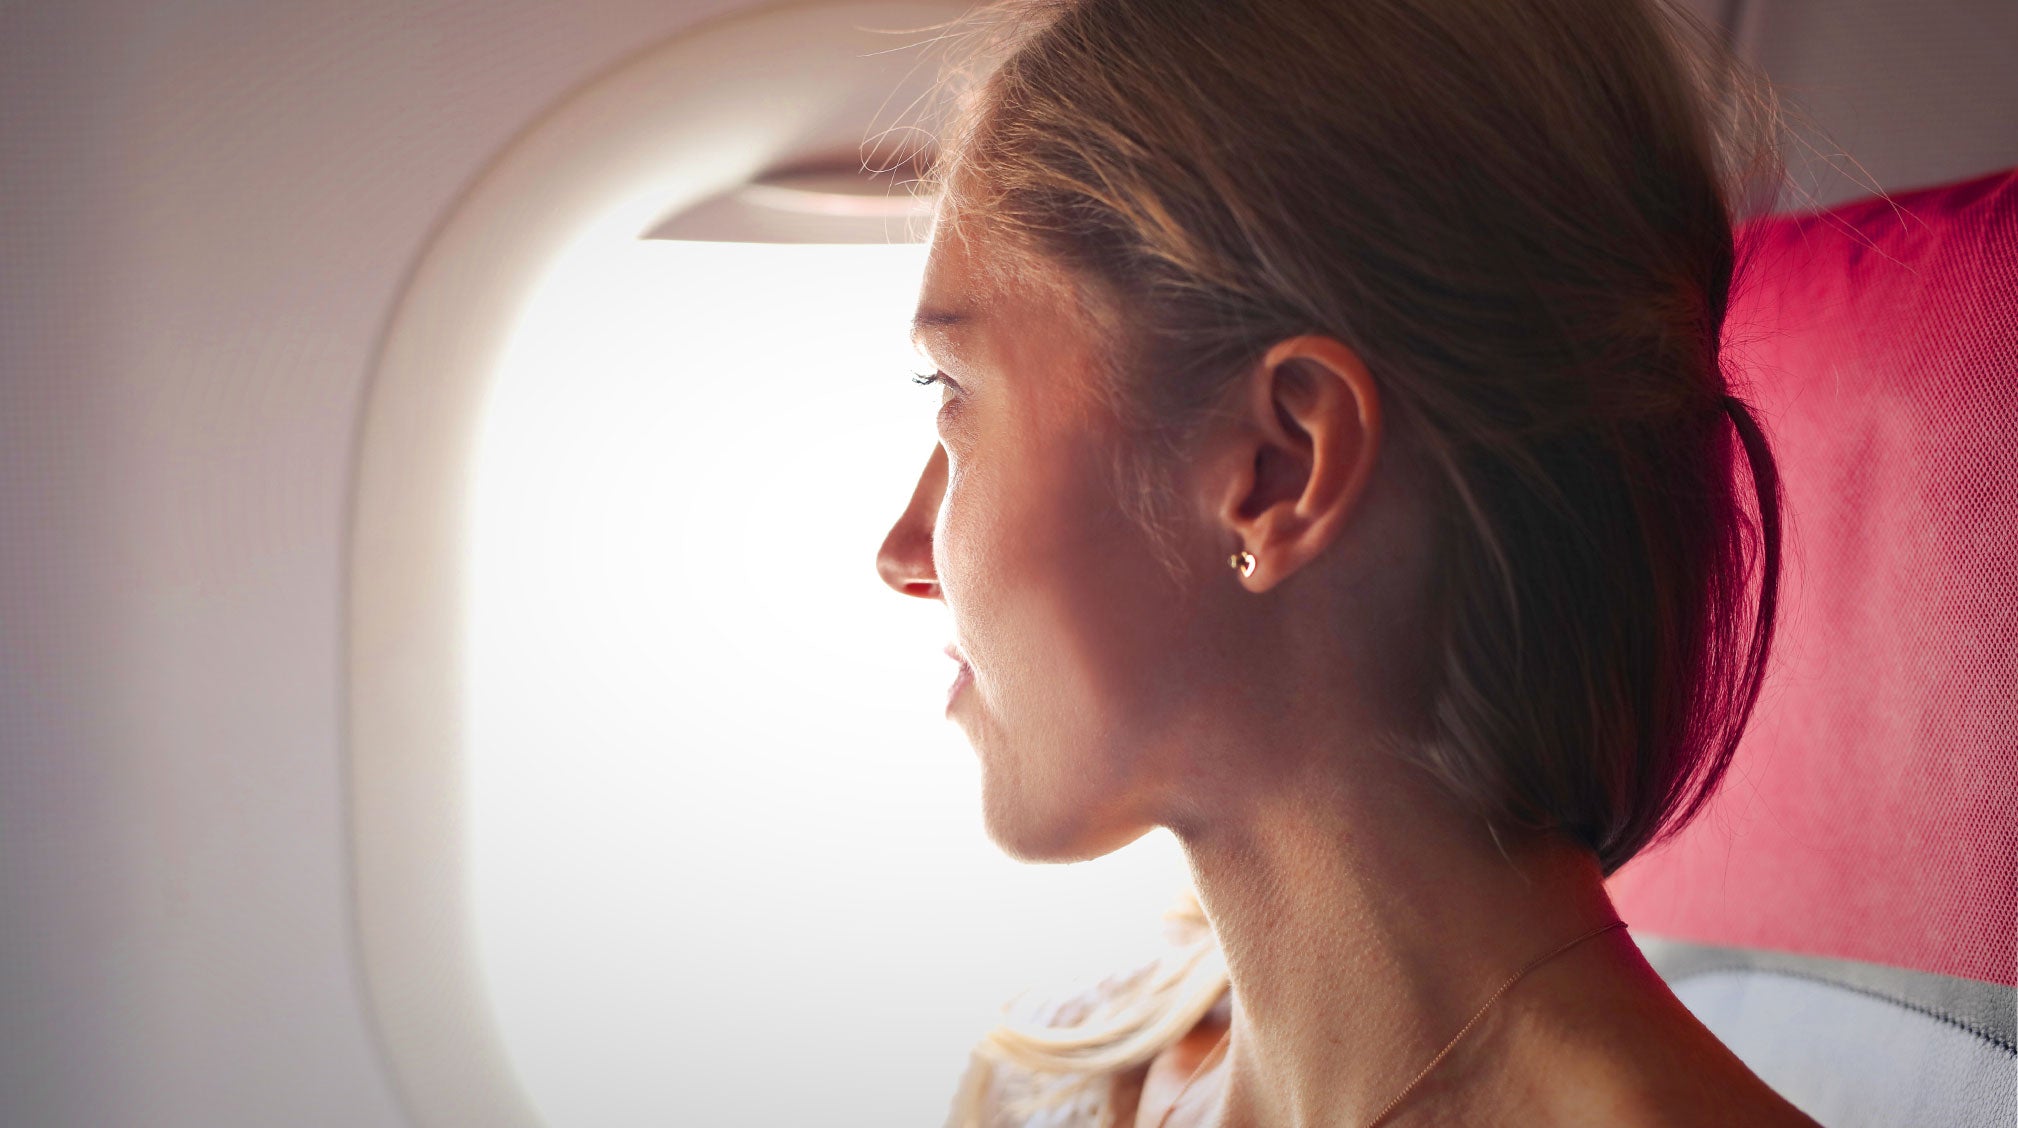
[912, 371, 962, 406]
[910, 370, 962, 427]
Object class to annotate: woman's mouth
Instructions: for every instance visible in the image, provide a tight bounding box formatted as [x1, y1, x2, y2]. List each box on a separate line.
[944, 643, 973, 712]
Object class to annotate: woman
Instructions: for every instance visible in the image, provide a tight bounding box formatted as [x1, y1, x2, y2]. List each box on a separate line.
[876, 0, 1815, 1124]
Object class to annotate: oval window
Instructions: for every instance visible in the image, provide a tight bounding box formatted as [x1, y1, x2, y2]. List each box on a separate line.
[350, 4, 1190, 1125]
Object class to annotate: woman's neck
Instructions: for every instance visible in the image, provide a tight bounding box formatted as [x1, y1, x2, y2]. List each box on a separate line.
[1172, 755, 1628, 1128]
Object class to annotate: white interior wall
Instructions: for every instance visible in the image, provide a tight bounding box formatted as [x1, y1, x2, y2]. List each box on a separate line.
[0, 3, 737, 1124]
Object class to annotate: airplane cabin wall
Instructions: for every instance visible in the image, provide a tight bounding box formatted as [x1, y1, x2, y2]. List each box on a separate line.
[0, 3, 738, 1125]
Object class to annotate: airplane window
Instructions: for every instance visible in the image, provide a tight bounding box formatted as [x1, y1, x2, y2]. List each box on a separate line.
[464, 228, 1191, 1124]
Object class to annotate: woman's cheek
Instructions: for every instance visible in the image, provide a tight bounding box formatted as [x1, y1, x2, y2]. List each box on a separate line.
[932, 451, 983, 612]
[937, 455, 1025, 637]
[934, 404, 972, 464]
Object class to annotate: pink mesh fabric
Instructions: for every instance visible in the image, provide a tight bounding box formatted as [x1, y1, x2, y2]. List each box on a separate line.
[1608, 168, 2018, 987]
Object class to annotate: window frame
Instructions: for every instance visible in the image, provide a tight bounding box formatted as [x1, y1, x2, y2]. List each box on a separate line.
[344, 4, 958, 1123]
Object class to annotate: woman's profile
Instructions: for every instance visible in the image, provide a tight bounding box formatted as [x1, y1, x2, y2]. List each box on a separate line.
[875, 0, 1817, 1124]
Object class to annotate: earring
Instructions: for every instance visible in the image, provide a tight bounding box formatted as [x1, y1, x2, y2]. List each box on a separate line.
[1229, 549, 1257, 578]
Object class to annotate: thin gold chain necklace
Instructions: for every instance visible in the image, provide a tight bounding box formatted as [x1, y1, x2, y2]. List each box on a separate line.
[1151, 919, 1628, 1128]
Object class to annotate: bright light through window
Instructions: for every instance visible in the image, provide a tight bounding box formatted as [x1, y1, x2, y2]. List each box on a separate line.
[468, 230, 1191, 1126]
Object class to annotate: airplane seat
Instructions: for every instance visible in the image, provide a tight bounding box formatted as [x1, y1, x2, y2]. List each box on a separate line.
[1607, 165, 2018, 1127]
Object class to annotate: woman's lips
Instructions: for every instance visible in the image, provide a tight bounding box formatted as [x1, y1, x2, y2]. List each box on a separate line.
[946, 663, 974, 712]
[944, 644, 973, 712]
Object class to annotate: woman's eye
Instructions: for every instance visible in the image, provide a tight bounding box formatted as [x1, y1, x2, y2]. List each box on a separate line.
[911, 370, 960, 403]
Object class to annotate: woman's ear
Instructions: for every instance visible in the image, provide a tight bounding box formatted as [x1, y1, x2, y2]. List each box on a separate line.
[1214, 335, 1382, 592]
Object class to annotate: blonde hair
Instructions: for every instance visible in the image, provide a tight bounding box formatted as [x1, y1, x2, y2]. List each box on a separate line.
[946, 886, 1230, 1127]
[907, 0, 1790, 1123]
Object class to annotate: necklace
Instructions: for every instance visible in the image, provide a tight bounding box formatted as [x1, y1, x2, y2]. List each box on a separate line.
[1152, 1023, 1232, 1128]
[1149, 919, 1627, 1128]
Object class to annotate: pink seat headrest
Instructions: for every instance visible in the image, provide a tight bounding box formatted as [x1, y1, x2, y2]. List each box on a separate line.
[1609, 168, 2018, 987]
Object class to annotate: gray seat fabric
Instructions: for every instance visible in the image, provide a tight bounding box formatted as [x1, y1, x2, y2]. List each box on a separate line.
[1640, 935, 2018, 1127]
[1687, 0, 2018, 211]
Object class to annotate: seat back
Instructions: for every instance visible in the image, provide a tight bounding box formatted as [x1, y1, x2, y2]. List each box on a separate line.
[1609, 167, 2018, 1125]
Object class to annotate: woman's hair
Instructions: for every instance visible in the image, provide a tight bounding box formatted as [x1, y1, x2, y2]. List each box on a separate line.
[903, 0, 1788, 1122]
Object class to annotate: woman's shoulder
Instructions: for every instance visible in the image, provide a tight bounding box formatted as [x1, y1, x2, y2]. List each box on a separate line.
[944, 959, 1165, 1128]
[944, 889, 1222, 1128]
[946, 1050, 1134, 1128]
[946, 922, 1229, 1126]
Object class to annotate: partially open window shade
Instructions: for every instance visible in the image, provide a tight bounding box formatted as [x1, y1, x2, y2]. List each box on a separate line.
[644, 157, 935, 244]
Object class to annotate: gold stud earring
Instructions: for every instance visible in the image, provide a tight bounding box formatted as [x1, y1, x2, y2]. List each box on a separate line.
[1230, 550, 1257, 578]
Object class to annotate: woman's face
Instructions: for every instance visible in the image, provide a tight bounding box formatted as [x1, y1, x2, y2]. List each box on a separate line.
[877, 211, 1219, 863]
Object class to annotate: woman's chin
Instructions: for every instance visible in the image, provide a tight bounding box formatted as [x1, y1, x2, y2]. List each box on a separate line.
[979, 781, 1151, 864]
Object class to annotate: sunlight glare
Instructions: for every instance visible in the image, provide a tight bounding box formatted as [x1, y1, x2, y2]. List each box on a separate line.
[466, 229, 1192, 1126]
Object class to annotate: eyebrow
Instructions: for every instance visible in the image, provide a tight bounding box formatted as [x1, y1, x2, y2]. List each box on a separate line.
[909, 307, 978, 351]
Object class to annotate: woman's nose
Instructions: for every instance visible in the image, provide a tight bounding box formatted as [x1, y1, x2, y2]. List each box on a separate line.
[877, 443, 947, 600]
